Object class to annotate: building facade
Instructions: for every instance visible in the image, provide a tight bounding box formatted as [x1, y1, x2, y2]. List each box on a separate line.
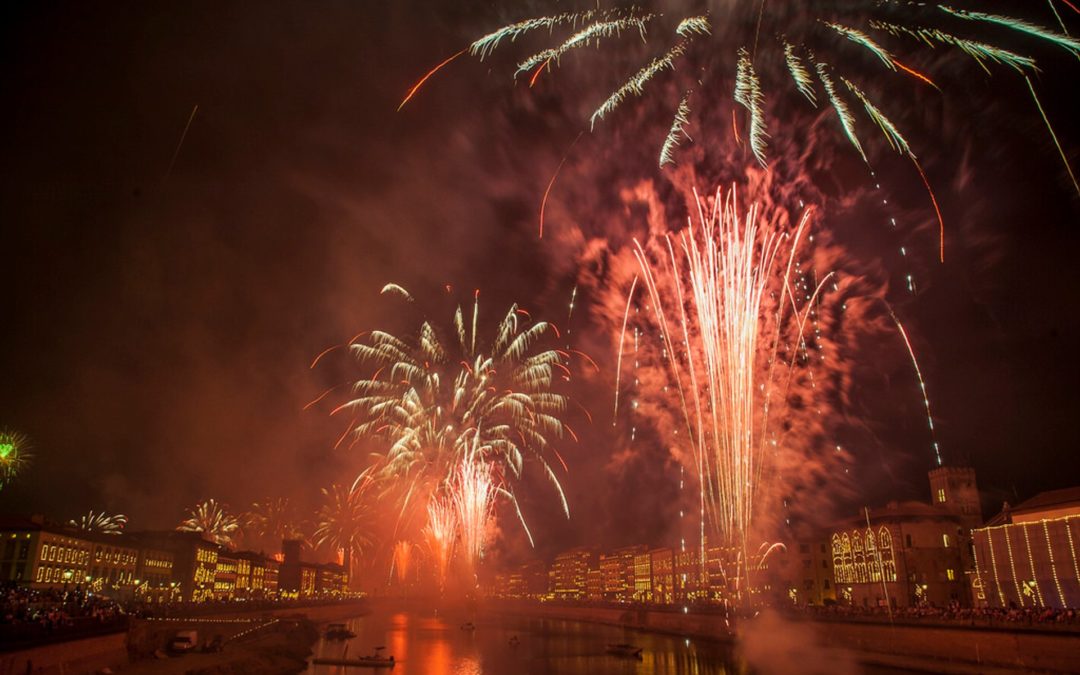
[550, 548, 593, 600]
[971, 487, 1080, 609]
[829, 465, 979, 608]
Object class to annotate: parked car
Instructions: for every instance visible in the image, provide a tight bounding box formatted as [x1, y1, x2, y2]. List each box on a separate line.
[169, 630, 198, 653]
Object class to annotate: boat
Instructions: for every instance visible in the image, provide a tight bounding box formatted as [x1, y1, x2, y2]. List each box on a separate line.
[605, 643, 643, 658]
[313, 647, 394, 668]
[460, 621, 476, 631]
[324, 623, 357, 640]
[311, 655, 395, 668]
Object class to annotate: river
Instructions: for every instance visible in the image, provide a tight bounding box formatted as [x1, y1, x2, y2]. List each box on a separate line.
[304, 606, 912, 674]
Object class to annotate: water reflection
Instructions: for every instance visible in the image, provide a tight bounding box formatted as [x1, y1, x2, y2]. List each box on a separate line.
[307, 607, 737, 674]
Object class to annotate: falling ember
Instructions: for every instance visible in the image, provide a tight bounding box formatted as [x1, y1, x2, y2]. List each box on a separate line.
[889, 309, 943, 467]
[626, 185, 825, 576]
[397, 49, 466, 112]
[910, 157, 946, 263]
[539, 133, 583, 239]
[423, 495, 457, 592]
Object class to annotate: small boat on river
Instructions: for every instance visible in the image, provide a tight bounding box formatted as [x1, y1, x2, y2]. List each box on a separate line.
[313, 645, 394, 668]
[606, 643, 643, 658]
[324, 623, 356, 640]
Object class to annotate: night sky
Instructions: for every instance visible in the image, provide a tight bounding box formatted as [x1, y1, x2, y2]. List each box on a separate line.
[2, 2, 1078, 560]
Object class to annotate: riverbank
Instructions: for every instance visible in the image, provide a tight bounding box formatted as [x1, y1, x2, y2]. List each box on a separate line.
[0, 600, 367, 675]
[116, 618, 318, 675]
[484, 600, 1080, 673]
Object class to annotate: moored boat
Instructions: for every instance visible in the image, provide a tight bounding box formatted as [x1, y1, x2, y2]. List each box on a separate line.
[606, 643, 643, 658]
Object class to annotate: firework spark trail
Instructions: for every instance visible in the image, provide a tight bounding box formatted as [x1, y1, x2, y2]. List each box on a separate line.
[423, 495, 457, 591]
[590, 42, 687, 129]
[70, 510, 128, 535]
[889, 308, 942, 467]
[735, 49, 769, 167]
[1025, 76, 1080, 197]
[612, 275, 638, 423]
[450, 0, 1080, 223]
[628, 186, 819, 558]
[566, 285, 578, 331]
[660, 91, 693, 168]
[391, 540, 413, 584]
[451, 442, 497, 570]
[164, 104, 198, 181]
[910, 157, 946, 262]
[470, 12, 597, 60]
[515, 14, 653, 78]
[398, 49, 467, 111]
[939, 6, 1080, 57]
[540, 132, 584, 238]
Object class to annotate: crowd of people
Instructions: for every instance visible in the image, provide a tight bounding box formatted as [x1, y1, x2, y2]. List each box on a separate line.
[1, 583, 128, 646]
[796, 601, 1080, 628]
[1, 583, 365, 650]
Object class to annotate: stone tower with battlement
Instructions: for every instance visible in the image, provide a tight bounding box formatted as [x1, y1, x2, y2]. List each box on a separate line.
[928, 465, 982, 529]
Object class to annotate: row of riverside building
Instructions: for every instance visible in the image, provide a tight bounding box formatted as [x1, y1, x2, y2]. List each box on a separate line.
[0, 516, 349, 602]
[487, 466, 1080, 610]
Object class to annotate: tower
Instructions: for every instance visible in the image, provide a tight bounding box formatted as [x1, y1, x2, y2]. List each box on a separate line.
[928, 465, 982, 529]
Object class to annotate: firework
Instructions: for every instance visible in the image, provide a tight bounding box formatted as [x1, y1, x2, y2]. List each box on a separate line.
[0, 430, 32, 490]
[422, 494, 457, 592]
[624, 185, 833, 577]
[455, 2, 1078, 191]
[391, 539, 414, 585]
[178, 499, 241, 548]
[244, 497, 305, 550]
[338, 285, 571, 546]
[70, 510, 128, 535]
[451, 440, 497, 570]
[313, 471, 377, 581]
[659, 92, 693, 168]
[890, 309, 943, 467]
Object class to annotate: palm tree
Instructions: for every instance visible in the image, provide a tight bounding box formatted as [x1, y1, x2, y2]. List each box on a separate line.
[313, 472, 377, 582]
[178, 499, 241, 548]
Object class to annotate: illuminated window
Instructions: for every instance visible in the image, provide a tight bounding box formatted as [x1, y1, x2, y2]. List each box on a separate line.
[876, 528, 897, 582]
[36, 566, 44, 582]
[852, 532, 867, 583]
[937, 488, 946, 503]
[942, 534, 951, 548]
[947, 568, 956, 581]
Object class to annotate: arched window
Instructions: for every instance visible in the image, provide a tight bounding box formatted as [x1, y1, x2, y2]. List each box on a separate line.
[841, 533, 854, 584]
[879, 527, 897, 582]
[866, 531, 882, 582]
[832, 534, 845, 583]
[852, 531, 867, 583]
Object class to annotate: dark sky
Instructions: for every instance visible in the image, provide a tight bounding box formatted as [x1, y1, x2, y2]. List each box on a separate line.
[1, 1, 1078, 559]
